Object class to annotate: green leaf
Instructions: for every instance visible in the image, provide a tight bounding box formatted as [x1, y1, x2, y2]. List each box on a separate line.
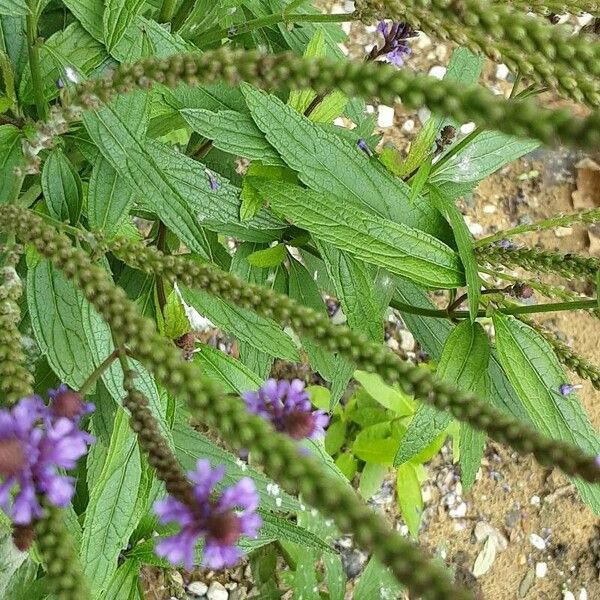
[161, 291, 190, 340]
[324, 419, 347, 455]
[62, 0, 103, 41]
[429, 184, 480, 321]
[41, 149, 82, 224]
[0, 0, 27, 15]
[0, 125, 23, 200]
[240, 176, 267, 221]
[242, 84, 447, 234]
[103, 559, 142, 600]
[181, 286, 298, 361]
[394, 281, 530, 422]
[81, 408, 143, 594]
[263, 180, 463, 289]
[181, 108, 286, 166]
[396, 462, 423, 538]
[431, 131, 539, 184]
[335, 452, 358, 480]
[1, 558, 39, 600]
[493, 313, 600, 512]
[400, 47, 483, 178]
[354, 370, 413, 415]
[359, 462, 388, 500]
[27, 259, 98, 388]
[353, 556, 403, 600]
[87, 156, 135, 238]
[395, 321, 490, 466]
[0, 529, 27, 595]
[353, 422, 402, 465]
[260, 513, 334, 554]
[19, 22, 107, 104]
[103, 0, 145, 51]
[408, 155, 432, 202]
[247, 244, 287, 268]
[288, 27, 325, 113]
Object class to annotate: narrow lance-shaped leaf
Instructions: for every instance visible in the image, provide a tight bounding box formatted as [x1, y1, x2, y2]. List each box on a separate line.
[429, 184, 481, 321]
[395, 321, 490, 466]
[263, 180, 464, 289]
[493, 313, 600, 513]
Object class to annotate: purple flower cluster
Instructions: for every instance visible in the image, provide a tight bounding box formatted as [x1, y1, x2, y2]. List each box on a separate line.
[0, 387, 94, 525]
[154, 459, 261, 570]
[373, 21, 416, 67]
[243, 379, 329, 441]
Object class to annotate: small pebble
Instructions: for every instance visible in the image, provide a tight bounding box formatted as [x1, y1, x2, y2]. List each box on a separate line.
[207, 581, 228, 600]
[402, 119, 415, 132]
[496, 63, 510, 80]
[529, 533, 546, 550]
[188, 581, 208, 596]
[483, 204, 496, 214]
[555, 226, 573, 238]
[428, 65, 447, 79]
[564, 592, 576, 600]
[461, 122, 476, 135]
[377, 105, 395, 128]
[579, 588, 588, 600]
[399, 330, 416, 352]
[535, 562, 547, 578]
[449, 502, 467, 518]
[530, 495, 541, 507]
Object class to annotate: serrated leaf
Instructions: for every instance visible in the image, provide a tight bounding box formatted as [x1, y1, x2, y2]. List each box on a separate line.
[263, 180, 463, 288]
[0, 0, 27, 15]
[354, 370, 413, 415]
[0, 125, 23, 199]
[288, 27, 325, 112]
[335, 452, 358, 479]
[400, 47, 483, 178]
[353, 422, 401, 465]
[62, 0, 103, 41]
[41, 148, 82, 224]
[181, 286, 298, 361]
[493, 313, 600, 512]
[242, 84, 447, 234]
[353, 556, 403, 600]
[247, 244, 287, 267]
[103, 0, 144, 51]
[431, 131, 539, 184]
[395, 321, 490, 466]
[260, 512, 333, 554]
[162, 291, 190, 340]
[394, 281, 530, 423]
[87, 156, 135, 238]
[81, 408, 142, 594]
[429, 184, 480, 321]
[396, 462, 423, 538]
[103, 559, 142, 600]
[19, 22, 107, 104]
[240, 177, 266, 221]
[181, 108, 285, 166]
[324, 419, 346, 455]
[359, 462, 388, 500]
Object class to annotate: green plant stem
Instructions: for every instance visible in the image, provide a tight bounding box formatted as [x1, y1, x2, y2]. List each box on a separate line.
[390, 298, 599, 319]
[78, 349, 120, 396]
[192, 11, 354, 45]
[475, 208, 600, 247]
[158, 0, 177, 23]
[25, 0, 46, 120]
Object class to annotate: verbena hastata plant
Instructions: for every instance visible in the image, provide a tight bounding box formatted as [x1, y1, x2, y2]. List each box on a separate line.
[2, 0, 600, 598]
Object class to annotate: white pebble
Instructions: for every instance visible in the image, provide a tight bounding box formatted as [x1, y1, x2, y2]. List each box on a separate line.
[333, 117, 345, 127]
[449, 502, 467, 518]
[482, 204, 496, 214]
[535, 562, 547, 578]
[555, 226, 573, 238]
[564, 592, 576, 600]
[530, 495, 541, 507]
[428, 65, 447, 80]
[417, 107, 431, 124]
[207, 581, 228, 600]
[579, 588, 588, 600]
[529, 533, 546, 550]
[495, 63, 509, 80]
[402, 119, 415, 132]
[365, 104, 375, 114]
[341, 21, 351, 34]
[460, 122, 476, 135]
[188, 581, 208, 596]
[377, 105, 395, 128]
[400, 330, 415, 353]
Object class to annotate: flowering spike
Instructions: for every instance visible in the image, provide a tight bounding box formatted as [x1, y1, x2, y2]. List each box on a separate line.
[48, 384, 93, 420]
[154, 459, 261, 570]
[243, 379, 329, 441]
[370, 20, 415, 66]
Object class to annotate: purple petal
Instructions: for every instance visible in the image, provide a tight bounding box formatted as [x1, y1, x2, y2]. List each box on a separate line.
[202, 540, 242, 569]
[218, 477, 259, 512]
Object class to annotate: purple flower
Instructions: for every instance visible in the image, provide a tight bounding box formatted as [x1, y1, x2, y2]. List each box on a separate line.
[154, 459, 261, 570]
[0, 392, 94, 525]
[206, 170, 219, 191]
[48, 384, 94, 421]
[559, 383, 582, 396]
[372, 21, 416, 67]
[498, 239, 515, 249]
[242, 379, 329, 441]
[357, 138, 373, 157]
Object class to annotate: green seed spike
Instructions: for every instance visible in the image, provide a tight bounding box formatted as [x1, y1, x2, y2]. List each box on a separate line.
[18, 49, 600, 176]
[476, 244, 600, 281]
[502, 0, 599, 15]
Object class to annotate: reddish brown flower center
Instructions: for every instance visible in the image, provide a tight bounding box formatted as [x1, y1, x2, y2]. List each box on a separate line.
[282, 410, 315, 440]
[12, 524, 35, 551]
[0, 437, 26, 478]
[51, 389, 84, 419]
[206, 511, 242, 546]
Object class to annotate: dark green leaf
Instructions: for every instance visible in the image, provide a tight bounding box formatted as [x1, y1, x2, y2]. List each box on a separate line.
[42, 149, 82, 224]
[103, 558, 142, 600]
[429, 184, 480, 321]
[87, 156, 135, 238]
[62, 0, 103, 41]
[0, 124, 23, 199]
[0, 0, 27, 16]
[353, 556, 403, 600]
[263, 180, 463, 289]
[493, 313, 600, 512]
[103, 0, 145, 52]
[395, 321, 490, 465]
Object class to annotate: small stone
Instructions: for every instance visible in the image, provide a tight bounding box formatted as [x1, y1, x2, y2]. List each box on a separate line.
[402, 119, 415, 133]
[529, 533, 546, 550]
[530, 495, 541, 507]
[472, 537, 496, 577]
[417, 107, 431, 124]
[449, 502, 467, 518]
[555, 226, 573, 238]
[535, 562, 547, 578]
[563, 592, 576, 600]
[482, 204, 496, 214]
[496, 63, 510, 80]
[188, 581, 208, 597]
[474, 522, 508, 551]
[399, 330, 415, 352]
[428, 65, 447, 80]
[518, 570, 535, 597]
[504, 509, 521, 528]
[461, 122, 476, 135]
[377, 105, 395, 128]
[340, 548, 368, 579]
[207, 581, 228, 600]
[579, 588, 588, 600]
